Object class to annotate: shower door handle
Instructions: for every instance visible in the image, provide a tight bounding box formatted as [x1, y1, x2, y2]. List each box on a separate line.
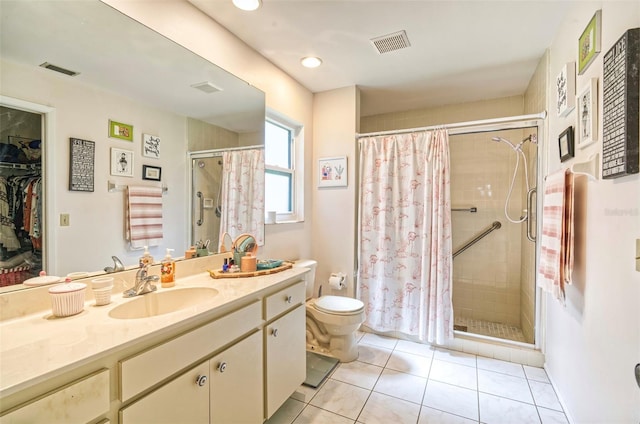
[526, 188, 536, 242]
[197, 191, 204, 226]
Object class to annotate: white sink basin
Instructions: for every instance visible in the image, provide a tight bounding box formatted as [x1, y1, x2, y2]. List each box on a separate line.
[108, 287, 219, 319]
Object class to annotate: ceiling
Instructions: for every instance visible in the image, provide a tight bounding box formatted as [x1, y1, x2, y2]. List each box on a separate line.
[0, 1, 265, 133]
[188, 0, 572, 117]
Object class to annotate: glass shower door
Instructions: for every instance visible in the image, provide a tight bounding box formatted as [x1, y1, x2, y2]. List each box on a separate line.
[190, 153, 223, 253]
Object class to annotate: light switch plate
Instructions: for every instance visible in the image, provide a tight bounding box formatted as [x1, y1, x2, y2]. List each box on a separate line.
[60, 214, 70, 227]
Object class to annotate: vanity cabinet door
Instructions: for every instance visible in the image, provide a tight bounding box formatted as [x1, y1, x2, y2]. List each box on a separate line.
[264, 304, 306, 418]
[119, 362, 209, 424]
[210, 330, 263, 424]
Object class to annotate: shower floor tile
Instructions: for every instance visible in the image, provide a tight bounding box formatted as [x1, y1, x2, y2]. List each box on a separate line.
[454, 316, 526, 343]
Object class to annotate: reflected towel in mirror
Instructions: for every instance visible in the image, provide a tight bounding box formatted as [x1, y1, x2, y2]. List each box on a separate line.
[126, 186, 163, 248]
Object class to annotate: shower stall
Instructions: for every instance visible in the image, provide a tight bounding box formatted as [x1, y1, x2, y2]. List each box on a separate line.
[449, 125, 539, 344]
[189, 151, 225, 252]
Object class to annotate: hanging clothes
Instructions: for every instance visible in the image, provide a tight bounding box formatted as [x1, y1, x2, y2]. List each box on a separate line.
[0, 177, 20, 251]
[219, 149, 265, 246]
[357, 129, 453, 345]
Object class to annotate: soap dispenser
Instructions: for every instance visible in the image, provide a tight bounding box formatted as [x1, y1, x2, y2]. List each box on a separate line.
[160, 248, 175, 287]
[139, 246, 154, 267]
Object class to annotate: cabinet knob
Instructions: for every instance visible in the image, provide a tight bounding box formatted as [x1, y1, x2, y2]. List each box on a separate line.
[285, 295, 292, 304]
[195, 375, 208, 387]
[272, 328, 279, 337]
[218, 362, 227, 373]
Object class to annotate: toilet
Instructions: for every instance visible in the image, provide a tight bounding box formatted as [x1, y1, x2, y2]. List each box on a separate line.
[293, 259, 365, 362]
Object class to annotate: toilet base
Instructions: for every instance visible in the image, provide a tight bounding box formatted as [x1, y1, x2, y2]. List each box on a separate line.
[306, 327, 360, 362]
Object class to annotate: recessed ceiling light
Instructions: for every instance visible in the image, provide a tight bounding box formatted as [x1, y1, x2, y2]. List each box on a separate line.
[301, 57, 322, 68]
[232, 0, 261, 11]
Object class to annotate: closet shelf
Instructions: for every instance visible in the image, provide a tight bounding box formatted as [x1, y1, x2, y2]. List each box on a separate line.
[0, 161, 40, 170]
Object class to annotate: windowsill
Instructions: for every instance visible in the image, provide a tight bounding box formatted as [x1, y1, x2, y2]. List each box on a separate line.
[265, 219, 304, 225]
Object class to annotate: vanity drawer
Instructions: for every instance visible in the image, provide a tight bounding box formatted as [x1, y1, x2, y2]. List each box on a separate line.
[0, 368, 109, 424]
[119, 300, 261, 402]
[264, 280, 305, 321]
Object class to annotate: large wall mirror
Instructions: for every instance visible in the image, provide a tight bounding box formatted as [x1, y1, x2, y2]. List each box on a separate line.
[0, 0, 265, 291]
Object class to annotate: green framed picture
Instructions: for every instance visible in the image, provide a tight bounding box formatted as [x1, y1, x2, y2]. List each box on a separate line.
[578, 10, 601, 75]
[108, 119, 133, 141]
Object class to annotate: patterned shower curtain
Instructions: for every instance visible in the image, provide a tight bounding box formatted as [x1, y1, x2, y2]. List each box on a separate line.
[357, 129, 453, 345]
[219, 148, 265, 246]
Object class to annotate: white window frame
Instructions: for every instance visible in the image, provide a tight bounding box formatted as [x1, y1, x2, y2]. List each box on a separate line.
[265, 111, 304, 223]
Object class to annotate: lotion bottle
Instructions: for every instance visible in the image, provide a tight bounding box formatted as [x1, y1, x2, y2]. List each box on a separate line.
[139, 246, 154, 267]
[160, 248, 175, 287]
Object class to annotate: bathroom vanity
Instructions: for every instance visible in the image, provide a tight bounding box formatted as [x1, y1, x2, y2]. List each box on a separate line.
[0, 257, 308, 423]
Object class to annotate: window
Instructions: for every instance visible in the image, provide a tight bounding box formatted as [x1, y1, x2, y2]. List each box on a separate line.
[264, 114, 303, 222]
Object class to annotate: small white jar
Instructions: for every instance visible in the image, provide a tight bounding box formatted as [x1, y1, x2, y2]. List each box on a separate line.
[48, 281, 86, 317]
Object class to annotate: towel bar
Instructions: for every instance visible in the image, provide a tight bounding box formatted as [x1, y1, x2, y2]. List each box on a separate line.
[108, 180, 168, 194]
[570, 153, 599, 181]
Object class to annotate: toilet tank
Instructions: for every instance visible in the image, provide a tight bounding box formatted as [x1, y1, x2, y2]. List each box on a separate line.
[292, 259, 317, 299]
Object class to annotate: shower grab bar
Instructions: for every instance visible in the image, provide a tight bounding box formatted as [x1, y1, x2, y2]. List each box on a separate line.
[197, 191, 204, 226]
[526, 188, 536, 242]
[452, 207, 477, 213]
[453, 221, 502, 259]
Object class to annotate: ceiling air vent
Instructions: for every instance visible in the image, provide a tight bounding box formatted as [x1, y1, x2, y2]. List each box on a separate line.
[39, 62, 80, 77]
[370, 30, 411, 54]
[191, 81, 223, 94]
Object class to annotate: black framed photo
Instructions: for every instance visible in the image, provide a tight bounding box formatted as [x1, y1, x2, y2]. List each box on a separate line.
[142, 165, 161, 181]
[558, 127, 575, 162]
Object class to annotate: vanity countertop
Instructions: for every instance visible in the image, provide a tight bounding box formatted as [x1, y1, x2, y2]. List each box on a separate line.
[0, 267, 308, 399]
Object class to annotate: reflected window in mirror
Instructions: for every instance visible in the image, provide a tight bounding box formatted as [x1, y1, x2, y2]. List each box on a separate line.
[265, 114, 303, 223]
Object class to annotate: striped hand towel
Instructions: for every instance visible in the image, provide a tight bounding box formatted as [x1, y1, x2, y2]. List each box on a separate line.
[126, 186, 163, 249]
[537, 169, 574, 302]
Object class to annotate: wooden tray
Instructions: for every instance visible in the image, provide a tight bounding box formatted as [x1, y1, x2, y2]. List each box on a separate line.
[208, 262, 293, 279]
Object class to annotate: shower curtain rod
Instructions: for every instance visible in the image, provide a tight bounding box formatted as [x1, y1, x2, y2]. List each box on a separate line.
[190, 144, 264, 157]
[356, 111, 547, 139]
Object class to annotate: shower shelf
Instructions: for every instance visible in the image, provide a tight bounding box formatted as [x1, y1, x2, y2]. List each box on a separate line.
[570, 153, 599, 181]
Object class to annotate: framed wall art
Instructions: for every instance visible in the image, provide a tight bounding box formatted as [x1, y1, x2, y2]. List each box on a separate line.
[69, 138, 95, 192]
[556, 62, 575, 117]
[318, 156, 347, 188]
[142, 133, 160, 159]
[110, 147, 134, 177]
[576, 77, 598, 148]
[602, 28, 640, 179]
[578, 10, 601, 75]
[108, 119, 133, 142]
[558, 127, 575, 163]
[142, 165, 162, 181]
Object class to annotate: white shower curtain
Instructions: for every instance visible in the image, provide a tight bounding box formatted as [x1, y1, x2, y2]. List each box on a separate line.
[357, 129, 453, 345]
[219, 148, 265, 246]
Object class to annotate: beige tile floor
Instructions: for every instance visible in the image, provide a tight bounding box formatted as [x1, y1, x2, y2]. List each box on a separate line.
[266, 332, 568, 424]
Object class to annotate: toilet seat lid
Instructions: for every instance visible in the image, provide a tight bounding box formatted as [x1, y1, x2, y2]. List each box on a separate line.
[315, 295, 364, 314]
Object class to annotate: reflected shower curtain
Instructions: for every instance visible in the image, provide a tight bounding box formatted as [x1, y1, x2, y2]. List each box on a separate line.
[358, 129, 453, 344]
[219, 149, 265, 246]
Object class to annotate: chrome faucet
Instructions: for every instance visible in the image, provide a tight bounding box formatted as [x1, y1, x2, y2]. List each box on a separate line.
[104, 255, 125, 273]
[123, 264, 159, 298]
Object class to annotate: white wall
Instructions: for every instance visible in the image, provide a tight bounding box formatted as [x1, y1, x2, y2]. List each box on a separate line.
[311, 87, 359, 297]
[544, 2, 640, 422]
[105, 0, 315, 261]
[1, 59, 188, 275]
